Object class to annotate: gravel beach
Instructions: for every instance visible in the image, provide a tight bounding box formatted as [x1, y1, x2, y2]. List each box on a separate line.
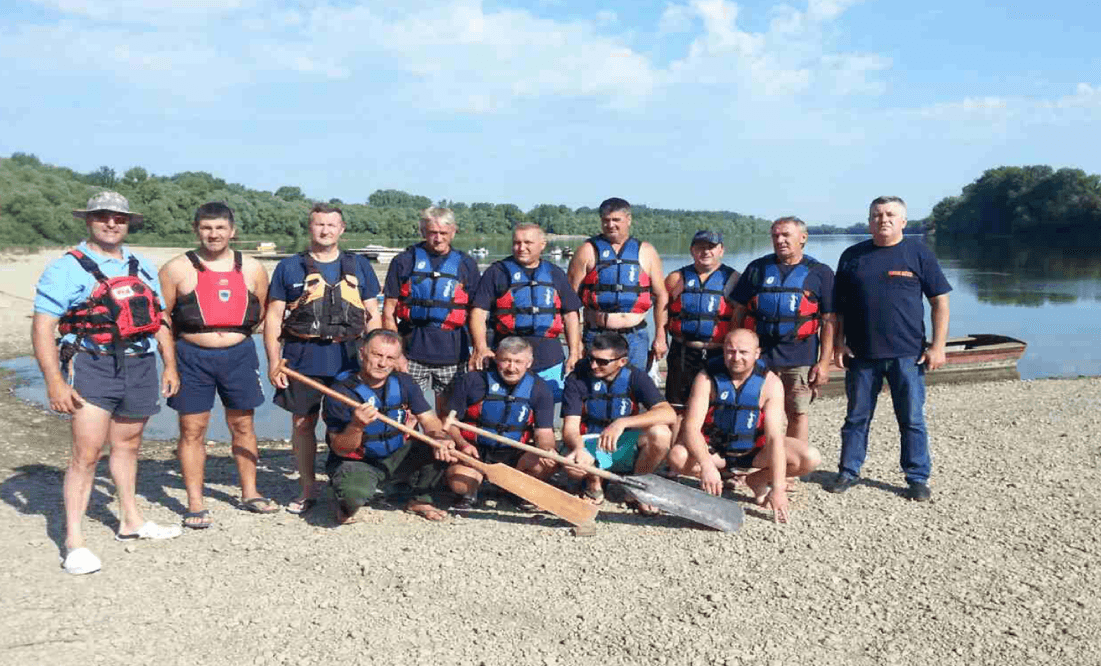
[1, 247, 1098, 665]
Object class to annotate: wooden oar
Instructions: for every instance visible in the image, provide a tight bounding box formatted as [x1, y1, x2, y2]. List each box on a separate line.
[444, 412, 744, 533]
[279, 364, 598, 527]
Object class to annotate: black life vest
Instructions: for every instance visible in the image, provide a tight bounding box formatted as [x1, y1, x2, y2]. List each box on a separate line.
[339, 372, 408, 460]
[580, 366, 637, 435]
[396, 246, 470, 330]
[705, 358, 767, 455]
[579, 236, 652, 314]
[492, 259, 564, 339]
[462, 370, 537, 449]
[282, 252, 366, 341]
[669, 264, 736, 344]
[58, 249, 162, 353]
[172, 251, 262, 335]
[744, 257, 821, 344]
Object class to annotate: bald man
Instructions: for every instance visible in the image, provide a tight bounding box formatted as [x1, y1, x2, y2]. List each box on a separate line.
[666, 329, 820, 523]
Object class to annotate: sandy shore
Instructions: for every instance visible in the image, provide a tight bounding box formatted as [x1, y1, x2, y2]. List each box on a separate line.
[1, 246, 1098, 665]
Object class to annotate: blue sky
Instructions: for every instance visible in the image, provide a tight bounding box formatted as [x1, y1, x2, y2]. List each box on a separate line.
[3, 0, 1100, 224]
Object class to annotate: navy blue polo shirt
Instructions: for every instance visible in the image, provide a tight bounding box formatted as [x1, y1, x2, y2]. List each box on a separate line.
[322, 371, 431, 435]
[562, 362, 666, 418]
[270, 252, 381, 377]
[833, 238, 952, 360]
[472, 259, 582, 371]
[447, 369, 556, 429]
[732, 254, 835, 368]
[384, 244, 480, 365]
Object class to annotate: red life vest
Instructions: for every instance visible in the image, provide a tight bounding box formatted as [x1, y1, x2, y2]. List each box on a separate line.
[172, 251, 262, 335]
[668, 264, 736, 344]
[579, 236, 652, 314]
[58, 249, 163, 349]
[743, 257, 821, 344]
[395, 246, 470, 331]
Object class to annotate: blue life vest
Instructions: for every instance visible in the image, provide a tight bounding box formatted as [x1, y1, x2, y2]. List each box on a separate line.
[669, 264, 736, 344]
[492, 259, 564, 338]
[340, 373, 408, 460]
[745, 257, 821, 344]
[396, 246, 469, 330]
[580, 236, 652, 314]
[581, 367, 637, 434]
[463, 370, 537, 449]
[707, 360, 767, 455]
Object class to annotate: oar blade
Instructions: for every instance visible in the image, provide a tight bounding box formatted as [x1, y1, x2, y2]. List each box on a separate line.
[482, 463, 600, 526]
[623, 474, 744, 532]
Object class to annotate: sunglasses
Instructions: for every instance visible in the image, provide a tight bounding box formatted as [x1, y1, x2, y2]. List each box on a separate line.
[590, 355, 625, 367]
[89, 213, 130, 225]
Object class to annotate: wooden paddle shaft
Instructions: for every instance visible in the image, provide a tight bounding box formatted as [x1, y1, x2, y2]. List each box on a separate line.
[277, 364, 489, 473]
[444, 411, 626, 484]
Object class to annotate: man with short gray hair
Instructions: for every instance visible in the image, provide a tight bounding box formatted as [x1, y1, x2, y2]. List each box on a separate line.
[829, 196, 951, 502]
[731, 216, 836, 443]
[444, 336, 557, 509]
[384, 207, 480, 413]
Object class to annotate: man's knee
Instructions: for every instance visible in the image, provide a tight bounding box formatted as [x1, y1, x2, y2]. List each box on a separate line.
[639, 425, 672, 458]
[331, 468, 377, 507]
[292, 413, 318, 433]
[666, 444, 690, 472]
[447, 464, 482, 495]
[519, 454, 556, 479]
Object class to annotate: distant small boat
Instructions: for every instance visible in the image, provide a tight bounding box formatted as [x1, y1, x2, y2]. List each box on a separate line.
[469, 247, 489, 257]
[347, 244, 402, 263]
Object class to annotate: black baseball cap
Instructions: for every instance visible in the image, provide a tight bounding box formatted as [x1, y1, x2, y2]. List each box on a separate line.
[692, 230, 722, 245]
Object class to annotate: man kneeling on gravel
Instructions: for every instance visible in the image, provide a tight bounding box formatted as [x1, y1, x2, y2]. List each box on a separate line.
[322, 330, 455, 524]
[666, 329, 820, 523]
[444, 337, 558, 510]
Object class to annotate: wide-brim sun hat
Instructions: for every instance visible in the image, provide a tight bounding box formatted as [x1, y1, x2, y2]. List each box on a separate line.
[72, 191, 144, 230]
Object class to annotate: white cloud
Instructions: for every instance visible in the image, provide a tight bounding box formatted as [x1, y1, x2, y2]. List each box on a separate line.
[595, 10, 617, 25]
[658, 3, 695, 33]
[913, 96, 1010, 120]
[1052, 83, 1101, 109]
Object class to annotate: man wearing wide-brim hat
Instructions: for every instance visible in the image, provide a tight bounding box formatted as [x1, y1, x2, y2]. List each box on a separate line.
[32, 190, 182, 575]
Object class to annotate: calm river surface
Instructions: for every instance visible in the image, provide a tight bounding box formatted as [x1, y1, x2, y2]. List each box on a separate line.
[2, 234, 1096, 442]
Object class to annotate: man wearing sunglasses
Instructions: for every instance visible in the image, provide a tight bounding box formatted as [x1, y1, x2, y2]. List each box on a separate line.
[33, 191, 182, 575]
[561, 332, 675, 511]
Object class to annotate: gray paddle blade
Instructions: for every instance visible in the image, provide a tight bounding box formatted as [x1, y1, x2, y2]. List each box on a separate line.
[623, 474, 744, 532]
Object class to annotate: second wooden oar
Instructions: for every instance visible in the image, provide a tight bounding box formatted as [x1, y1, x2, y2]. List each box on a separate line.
[444, 412, 744, 533]
[279, 364, 599, 527]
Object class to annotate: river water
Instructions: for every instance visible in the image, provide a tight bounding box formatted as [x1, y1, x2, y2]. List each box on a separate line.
[3, 234, 1096, 441]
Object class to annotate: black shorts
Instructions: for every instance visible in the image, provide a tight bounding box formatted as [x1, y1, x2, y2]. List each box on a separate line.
[476, 445, 523, 468]
[274, 373, 339, 416]
[67, 352, 161, 419]
[167, 338, 265, 415]
[723, 449, 761, 470]
[665, 341, 717, 405]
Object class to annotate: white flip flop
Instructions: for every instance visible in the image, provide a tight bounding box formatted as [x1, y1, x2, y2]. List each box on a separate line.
[61, 547, 102, 575]
[115, 521, 183, 542]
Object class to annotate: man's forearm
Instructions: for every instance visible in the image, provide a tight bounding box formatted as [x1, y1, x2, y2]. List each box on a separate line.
[930, 296, 950, 348]
[469, 308, 490, 351]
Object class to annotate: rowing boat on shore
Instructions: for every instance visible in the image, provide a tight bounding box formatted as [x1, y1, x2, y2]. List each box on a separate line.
[818, 333, 1026, 396]
[655, 333, 1027, 398]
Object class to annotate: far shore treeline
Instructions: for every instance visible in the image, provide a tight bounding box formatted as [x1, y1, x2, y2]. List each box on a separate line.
[3, 153, 1099, 248]
[1, 153, 783, 247]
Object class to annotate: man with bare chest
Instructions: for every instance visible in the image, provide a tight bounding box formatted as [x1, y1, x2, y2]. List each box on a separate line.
[160, 202, 274, 528]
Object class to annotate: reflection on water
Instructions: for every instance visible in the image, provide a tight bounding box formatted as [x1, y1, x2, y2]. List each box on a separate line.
[3, 235, 1099, 442]
[0, 336, 315, 443]
[935, 237, 1101, 306]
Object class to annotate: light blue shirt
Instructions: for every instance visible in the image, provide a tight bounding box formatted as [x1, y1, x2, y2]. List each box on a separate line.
[34, 241, 164, 355]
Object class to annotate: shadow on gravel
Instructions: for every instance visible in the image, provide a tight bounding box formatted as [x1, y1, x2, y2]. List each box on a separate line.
[802, 469, 908, 498]
[0, 448, 301, 553]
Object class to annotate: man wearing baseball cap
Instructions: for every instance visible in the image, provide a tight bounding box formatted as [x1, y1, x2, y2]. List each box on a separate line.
[663, 230, 740, 444]
[33, 191, 182, 575]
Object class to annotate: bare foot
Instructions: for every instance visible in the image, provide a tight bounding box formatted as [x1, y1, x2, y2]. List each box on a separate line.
[405, 501, 448, 522]
[746, 478, 770, 506]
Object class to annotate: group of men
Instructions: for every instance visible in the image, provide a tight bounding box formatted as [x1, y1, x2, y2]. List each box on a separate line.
[35, 192, 950, 575]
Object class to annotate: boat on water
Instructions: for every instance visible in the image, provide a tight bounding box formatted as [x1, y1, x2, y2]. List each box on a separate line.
[347, 244, 403, 263]
[469, 247, 489, 258]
